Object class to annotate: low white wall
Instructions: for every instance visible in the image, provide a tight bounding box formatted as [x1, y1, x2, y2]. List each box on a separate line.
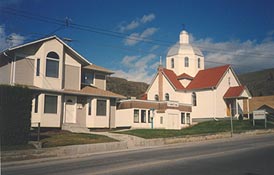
[115, 109, 133, 127]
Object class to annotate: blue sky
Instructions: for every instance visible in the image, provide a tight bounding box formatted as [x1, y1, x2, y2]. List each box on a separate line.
[1, 0, 274, 82]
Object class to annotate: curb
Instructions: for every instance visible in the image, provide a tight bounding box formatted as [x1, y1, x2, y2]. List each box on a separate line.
[2, 129, 274, 165]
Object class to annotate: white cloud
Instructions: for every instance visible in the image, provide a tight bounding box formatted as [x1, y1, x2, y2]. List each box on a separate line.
[0, 25, 26, 51]
[192, 34, 274, 73]
[118, 13, 156, 32]
[114, 53, 158, 82]
[140, 13, 156, 24]
[124, 27, 158, 46]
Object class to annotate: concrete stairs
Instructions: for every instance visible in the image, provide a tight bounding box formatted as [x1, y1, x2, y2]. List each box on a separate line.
[61, 123, 90, 133]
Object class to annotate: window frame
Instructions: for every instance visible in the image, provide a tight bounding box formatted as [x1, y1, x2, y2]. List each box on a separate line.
[181, 112, 185, 124]
[36, 58, 40, 76]
[88, 98, 92, 116]
[34, 94, 39, 113]
[46, 52, 59, 78]
[134, 109, 139, 123]
[44, 95, 58, 114]
[192, 92, 197, 106]
[148, 110, 151, 123]
[155, 94, 159, 101]
[184, 57, 189, 67]
[186, 113, 191, 124]
[171, 58, 174, 68]
[165, 93, 169, 101]
[198, 58, 201, 68]
[96, 99, 107, 116]
[141, 110, 146, 123]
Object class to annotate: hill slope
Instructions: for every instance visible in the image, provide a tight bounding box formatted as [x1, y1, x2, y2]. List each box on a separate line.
[106, 77, 149, 98]
[238, 68, 274, 96]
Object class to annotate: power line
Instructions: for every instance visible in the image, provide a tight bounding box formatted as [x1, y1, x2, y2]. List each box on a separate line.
[3, 7, 274, 59]
[1, 7, 274, 71]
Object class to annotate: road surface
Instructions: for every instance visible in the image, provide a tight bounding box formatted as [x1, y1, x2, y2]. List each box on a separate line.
[2, 134, 274, 175]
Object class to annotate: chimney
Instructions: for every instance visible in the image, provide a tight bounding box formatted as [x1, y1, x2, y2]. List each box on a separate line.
[158, 65, 163, 101]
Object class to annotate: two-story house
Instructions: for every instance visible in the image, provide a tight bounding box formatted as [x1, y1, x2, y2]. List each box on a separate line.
[0, 36, 124, 130]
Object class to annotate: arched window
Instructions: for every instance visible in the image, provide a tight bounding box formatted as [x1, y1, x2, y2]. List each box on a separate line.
[46, 51, 59, 78]
[185, 57, 189, 67]
[154, 94, 159, 101]
[198, 58, 200, 68]
[165, 93, 169, 101]
[171, 58, 174, 68]
[192, 92, 197, 106]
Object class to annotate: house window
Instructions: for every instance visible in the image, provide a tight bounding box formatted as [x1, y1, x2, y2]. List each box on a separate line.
[184, 57, 189, 67]
[148, 110, 151, 123]
[160, 116, 163, 124]
[134, 109, 139, 123]
[88, 99, 92, 115]
[186, 113, 190, 124]
[198, 58, 200, 68]
[83, 72, 94, 85]
[181, 113, 185, 124]
[165, 93, 169, 101]
[192, 92, 197, 106]
[34, 94, 39, 113]
[36, 59, 40, 76]
[44, 95, 58, 114]
[141, 110, 146, 123]
[46, 52, 59, 78]
[96, 99, 107, 116]
[171, 58, 174, 68]
[155, 94, 159, 101]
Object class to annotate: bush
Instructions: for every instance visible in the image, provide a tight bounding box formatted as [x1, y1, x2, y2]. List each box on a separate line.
[0, 85, 33, 146]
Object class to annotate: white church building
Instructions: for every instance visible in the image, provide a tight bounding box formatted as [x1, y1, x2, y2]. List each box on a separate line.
[115, 30, 252, 130]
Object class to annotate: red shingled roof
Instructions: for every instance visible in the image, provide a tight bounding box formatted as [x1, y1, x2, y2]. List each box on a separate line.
[177, 73, 194, 80]
[187, 65, 230, 90]
[162, 68, 185, 90]
[223, 86, 245, 99]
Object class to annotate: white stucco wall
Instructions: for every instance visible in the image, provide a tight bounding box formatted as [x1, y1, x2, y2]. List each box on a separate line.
[31, 93, 62, 127]
[86, 98, 110, 128]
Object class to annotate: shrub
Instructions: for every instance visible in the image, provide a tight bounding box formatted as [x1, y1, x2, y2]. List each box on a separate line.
[0, 85, 33, 146]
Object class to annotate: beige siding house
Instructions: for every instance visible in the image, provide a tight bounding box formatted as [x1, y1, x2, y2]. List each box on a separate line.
[0, 36, 124, 130]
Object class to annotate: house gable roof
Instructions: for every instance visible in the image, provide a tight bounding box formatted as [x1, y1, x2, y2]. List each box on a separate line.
[5, 35, 91, 65]
[223, 85, 245, 99]
[2, 35, 114, 74]
[177, 73, 194, 80]
[162, 68, 185, 90]
[187, 65, 230, 90]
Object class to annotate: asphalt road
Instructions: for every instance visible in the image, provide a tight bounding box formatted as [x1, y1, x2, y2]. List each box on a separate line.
[2, 134, 274, 175]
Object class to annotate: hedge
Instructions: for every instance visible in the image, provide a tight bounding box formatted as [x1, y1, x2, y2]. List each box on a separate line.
[0, 85, 33, 146]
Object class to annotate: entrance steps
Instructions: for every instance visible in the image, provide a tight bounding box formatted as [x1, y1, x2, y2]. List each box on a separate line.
[61, 123, 90, 133]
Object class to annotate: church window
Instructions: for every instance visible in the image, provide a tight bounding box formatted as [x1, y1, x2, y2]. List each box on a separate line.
[154, 94, 159, 101]
[171, 58, 174, 68]
[198, 58, 201, 68]
[165, 93, 169, 101]
[192, 92, 197, 106]
[185, 57, 189, 67]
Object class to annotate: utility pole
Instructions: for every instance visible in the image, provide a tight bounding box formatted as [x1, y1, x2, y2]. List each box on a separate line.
[230, 103, 233, 137]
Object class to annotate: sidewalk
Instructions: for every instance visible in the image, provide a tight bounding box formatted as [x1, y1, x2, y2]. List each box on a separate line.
[2, 129, 274, 166]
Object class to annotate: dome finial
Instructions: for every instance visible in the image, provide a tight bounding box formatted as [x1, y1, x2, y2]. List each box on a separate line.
[180, 25, 189, 44]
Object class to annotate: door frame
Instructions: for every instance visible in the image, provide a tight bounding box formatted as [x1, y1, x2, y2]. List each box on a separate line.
[64, 96, 77, 123]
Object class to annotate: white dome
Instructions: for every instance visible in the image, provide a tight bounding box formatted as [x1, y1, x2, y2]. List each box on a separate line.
[167, 43, 204, 57]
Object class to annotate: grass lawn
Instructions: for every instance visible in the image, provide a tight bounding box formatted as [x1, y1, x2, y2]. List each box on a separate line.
[118, 120, 274, 139]
[35, 130, 117, 148]
[2, 130, 117, 151]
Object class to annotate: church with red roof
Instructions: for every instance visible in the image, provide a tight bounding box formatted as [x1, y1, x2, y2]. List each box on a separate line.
[115, 29, 252, 129]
